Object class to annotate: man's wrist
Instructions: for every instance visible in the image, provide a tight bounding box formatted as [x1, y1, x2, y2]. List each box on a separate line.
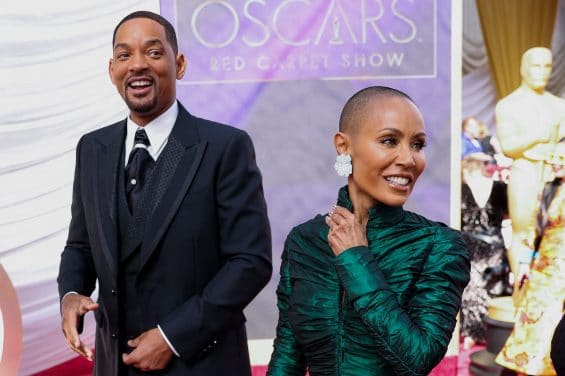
[60, 291, 79, 313]
[157, 325, 180, 357]
[62, 291, 79, 301]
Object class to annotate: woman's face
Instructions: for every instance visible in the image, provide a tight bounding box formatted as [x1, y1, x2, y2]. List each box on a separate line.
[551, 143, 565, 179]
[347, 96, 427, 207]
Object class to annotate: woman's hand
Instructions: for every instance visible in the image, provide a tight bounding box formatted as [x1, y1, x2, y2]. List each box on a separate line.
[326, 206, 368, 256]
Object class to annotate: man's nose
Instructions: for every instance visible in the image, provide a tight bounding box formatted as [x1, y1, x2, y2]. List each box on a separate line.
[129, 53, 149, 71]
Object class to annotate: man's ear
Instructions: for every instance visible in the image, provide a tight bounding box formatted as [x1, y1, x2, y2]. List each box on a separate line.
[334, 132, 351, 155]
[108, 58, 116, 85]
[176, 53, 187, 80]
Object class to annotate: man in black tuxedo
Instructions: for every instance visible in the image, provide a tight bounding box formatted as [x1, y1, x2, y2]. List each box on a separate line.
[57, 11, 272, 375]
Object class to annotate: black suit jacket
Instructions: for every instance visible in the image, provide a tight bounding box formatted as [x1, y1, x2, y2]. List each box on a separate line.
[58, 103, 272, 375]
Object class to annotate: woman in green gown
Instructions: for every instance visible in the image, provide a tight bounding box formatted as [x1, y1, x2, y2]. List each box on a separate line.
[267, 86, 470, 376]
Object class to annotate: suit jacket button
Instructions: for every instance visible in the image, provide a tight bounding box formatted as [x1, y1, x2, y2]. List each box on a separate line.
[111, 333, 118, 339]
[111, 289, 116, 296]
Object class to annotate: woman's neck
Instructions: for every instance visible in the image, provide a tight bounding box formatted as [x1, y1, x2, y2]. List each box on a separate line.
[346, 182, 374, 226]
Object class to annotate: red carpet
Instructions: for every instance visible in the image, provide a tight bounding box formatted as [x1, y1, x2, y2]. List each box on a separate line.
[32, 344, 484, 375]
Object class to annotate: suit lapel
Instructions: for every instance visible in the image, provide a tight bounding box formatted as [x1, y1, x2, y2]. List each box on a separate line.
[92, 122, 125, 281]
[139, 105, 207, 271]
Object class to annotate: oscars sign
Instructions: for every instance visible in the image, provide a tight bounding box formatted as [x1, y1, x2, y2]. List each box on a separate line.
[0, 264, 22, 375]
[169, 0, 437, 84]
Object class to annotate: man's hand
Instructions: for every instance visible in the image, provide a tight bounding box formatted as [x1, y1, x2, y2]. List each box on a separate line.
[61, 293, 98, 361]
[122, 328, 174, 372]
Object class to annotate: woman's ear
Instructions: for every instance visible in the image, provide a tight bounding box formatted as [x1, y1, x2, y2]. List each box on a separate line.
[334, 132, 350, 155]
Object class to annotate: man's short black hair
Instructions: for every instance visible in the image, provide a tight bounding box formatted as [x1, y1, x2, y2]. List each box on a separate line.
[112, 11, 178, 55]
[339, 86, 415, 134]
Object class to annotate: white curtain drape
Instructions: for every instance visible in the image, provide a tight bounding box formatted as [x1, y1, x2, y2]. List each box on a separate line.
[462, 0, 488, 74]
[0, 1, 159, 374]
[547, 0, 565, 98]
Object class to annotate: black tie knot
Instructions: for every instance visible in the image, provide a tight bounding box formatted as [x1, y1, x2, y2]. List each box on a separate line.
[134, 128, 151, 148]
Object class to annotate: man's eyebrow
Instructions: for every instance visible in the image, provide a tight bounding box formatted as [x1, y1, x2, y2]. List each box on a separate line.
[113, 42, 129, 51]
[143, 39, 165, 48]
[113, 39, 165, 51]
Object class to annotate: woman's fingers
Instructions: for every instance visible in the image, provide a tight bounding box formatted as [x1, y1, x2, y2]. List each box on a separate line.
[327, 206, 353, 227]
[326, 204, 368, 256]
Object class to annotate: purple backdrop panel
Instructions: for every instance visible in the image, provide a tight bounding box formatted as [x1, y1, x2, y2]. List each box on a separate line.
[167, 0, 436, 83]
[160, 0, 452, 340]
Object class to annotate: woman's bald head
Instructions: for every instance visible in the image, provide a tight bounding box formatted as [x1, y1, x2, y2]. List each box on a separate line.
[339, 86, 417, 135]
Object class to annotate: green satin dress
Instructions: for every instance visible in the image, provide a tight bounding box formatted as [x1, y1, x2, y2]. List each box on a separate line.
[267, 187, 470, 376]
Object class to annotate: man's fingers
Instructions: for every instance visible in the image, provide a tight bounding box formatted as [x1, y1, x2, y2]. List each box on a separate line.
[78, 301, 99, 315]
[62, 321, 81, 348]
[68, 338, 91, 360]
[128, 337, 140, 348]
[77, 342, 94, 361]
[123, 351, 137, 366]
[62, 294, 98, 319]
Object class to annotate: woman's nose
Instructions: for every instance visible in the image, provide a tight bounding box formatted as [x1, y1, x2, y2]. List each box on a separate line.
[397, 143, 416, 167]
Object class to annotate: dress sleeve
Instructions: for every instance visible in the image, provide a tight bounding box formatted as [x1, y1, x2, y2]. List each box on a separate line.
[333, 228, 470, 376]
[267, 233, 307, 376]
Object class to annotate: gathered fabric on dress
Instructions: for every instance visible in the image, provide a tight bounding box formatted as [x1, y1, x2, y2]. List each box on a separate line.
[460, 181, 510, 343]
[496, 184, 565, 375]
[267, 186, 470, 376]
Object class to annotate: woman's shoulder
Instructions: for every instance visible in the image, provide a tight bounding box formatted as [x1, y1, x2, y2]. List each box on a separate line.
[285, 214, 332, 257]
[287, 214, 327, 242]
[403, 211, 465, 243]
[403, 213, 470, 276]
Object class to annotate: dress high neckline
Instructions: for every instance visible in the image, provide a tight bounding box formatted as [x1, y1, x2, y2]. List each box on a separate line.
[336, 185, 405, 227]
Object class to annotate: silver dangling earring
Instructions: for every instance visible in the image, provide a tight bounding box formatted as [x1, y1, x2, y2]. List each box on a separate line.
[334, 153, 352, 177]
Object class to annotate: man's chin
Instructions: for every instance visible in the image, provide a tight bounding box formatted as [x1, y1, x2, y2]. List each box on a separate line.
[125, 98, 156, 114]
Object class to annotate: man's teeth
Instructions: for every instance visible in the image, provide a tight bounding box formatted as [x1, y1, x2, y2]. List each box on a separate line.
[386, 176, 409, 185]
[130, 80, 151, 87]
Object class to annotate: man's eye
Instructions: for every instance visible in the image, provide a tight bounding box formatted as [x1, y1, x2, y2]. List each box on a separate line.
[148, 50, 162, 57]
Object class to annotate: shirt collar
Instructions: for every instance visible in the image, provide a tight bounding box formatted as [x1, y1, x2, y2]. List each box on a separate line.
[336, 185, 405, 227]
[125, 101, 178, 160]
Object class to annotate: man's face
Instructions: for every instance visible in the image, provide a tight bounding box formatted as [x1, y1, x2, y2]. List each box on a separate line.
[109, 18, 186, 125]
[347, 97, 427, 207]
[522, 49, 552, 92]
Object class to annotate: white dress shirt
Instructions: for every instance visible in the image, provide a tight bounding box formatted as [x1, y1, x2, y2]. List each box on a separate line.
[124, 100, 178, 165]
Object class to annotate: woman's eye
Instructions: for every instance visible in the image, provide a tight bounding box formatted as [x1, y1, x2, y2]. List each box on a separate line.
[380, 137, 397, 147]
[412, 141, 427, 151]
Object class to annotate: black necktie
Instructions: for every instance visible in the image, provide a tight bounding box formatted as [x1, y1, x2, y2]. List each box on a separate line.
[125, 128, 154, 212]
